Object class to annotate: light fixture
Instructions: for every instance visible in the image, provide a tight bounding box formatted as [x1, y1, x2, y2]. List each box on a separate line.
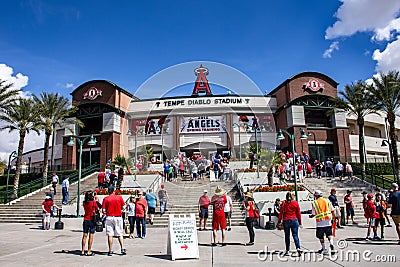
[381, 140, 388, 147]
[300, 129, 308, 139]
[87, 135, 97, 146]
[276, 130, 285, 141]
[67, 137, 75, 146]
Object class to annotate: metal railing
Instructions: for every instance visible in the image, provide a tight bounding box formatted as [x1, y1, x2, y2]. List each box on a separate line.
[352, 165, 395, 190]
[0, 164, 99, 204]
[147, 174, 163, 193]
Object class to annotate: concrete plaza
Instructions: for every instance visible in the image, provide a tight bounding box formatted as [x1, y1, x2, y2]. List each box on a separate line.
[0, 215, 398, 267]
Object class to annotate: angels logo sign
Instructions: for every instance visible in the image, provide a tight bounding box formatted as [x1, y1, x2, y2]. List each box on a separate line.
[303, 79, 324, 93]
[83, 87, 103, 100]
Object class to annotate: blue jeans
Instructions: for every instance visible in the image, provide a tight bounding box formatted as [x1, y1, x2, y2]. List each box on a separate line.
[136, 217, 146, 237]
[283, 219, 301, 251]
[160, 198, 168, 214]
[62, 188, 69, 204]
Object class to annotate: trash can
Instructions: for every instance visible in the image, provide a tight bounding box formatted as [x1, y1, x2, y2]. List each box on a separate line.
[340, 207, 346, 226]
[54, 208, 64, 230]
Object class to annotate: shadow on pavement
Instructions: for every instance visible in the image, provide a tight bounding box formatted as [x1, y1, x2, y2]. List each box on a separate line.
[54, 250, 110, 256]
[145, 254, 171, 260]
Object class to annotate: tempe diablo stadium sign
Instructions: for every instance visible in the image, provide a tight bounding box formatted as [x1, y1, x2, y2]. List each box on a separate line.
[180, 116, 226, 133]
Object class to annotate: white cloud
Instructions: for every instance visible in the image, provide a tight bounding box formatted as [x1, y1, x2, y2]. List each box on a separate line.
[323, 41, 340, 58]
[0, 64, 29, 91]
[325, 0, 400, 39]
[373, 17, 400, 41]
[65, 83, 74, 89]
[372, 36, 400, 72]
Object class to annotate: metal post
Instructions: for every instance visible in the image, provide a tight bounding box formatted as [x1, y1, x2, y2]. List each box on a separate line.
[291, 136, 298, 201]
[232, 123, 242, 161]
[255, 127, 259, 179]
[134, 132, 138, 181]
[160, 126, 164, 163]
[76, 139, 83, 218]
[5, 151, 17, 203]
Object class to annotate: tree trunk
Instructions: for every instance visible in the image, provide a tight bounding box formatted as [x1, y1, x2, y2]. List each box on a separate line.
[42, 131, 51, 187]
[13, 130, 26, 199]
[267, 167, 273, 186]
[116, 167, 124, 190]
[388, 113, 400, 183]
[357, 119, 366, 180]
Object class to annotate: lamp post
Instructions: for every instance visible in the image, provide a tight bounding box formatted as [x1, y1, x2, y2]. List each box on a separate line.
[156, 125, 165, 163]
[277, 128, 308, 201]
[307, 131, 319, 162]
[127, 129, 144, 181]
[67, 135, 97, 217]
[5, 151, 17, 203]
[232, 123, 242, 161]
[246, 125, 264, 179]
[381, 139, 396, 181]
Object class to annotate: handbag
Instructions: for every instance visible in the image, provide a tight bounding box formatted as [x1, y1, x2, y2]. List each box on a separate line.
[276, 201, 285, 230]
[92, 202, 103, 232]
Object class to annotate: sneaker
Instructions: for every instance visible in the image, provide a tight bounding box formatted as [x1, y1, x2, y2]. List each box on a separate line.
[366, 236, 372, 240]
[107, 251, 113, 256]
[121, 249, 126, 255]
[150, 221, 153, 225]
[141, 235, 145, 239]
[373, 236, 381, 240]
[227, 227, 231, 231]
[297, 249, 303, 256]
[245, 242, 254, 246]
[317, 249, 328, 255]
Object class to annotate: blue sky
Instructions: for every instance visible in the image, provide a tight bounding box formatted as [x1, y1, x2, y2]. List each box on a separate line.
[0, 0, 400, 159]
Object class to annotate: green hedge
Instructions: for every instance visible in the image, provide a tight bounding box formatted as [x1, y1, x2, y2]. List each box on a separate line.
[351, 162, 394, 175]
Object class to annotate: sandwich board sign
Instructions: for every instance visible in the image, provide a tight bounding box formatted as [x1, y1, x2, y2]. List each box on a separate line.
[167, 214, 199, 261]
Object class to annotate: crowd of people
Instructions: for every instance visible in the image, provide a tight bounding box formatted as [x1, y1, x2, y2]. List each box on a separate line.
[275, 151, 354, 182]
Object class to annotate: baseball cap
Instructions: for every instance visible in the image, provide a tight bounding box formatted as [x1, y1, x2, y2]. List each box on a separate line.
[392, 183, 399, 189]
[361, 191, 368, 194]
[45, 196, 51, 199]
[330, 188, 336, 192]
[367, 193, 374, 199]
[314, 190, 323, 196]
[203, 190, 208, 193]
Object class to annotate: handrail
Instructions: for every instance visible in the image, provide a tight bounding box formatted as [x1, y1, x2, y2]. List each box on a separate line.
[147, 174, 163, 193]
[0, 164, 99, 204]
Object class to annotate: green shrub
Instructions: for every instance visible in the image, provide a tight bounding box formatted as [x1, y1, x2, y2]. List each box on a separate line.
[351, 162, 394, 175]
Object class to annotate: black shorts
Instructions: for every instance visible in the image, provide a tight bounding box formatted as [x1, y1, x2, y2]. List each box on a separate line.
[316, 226, 333, 239]
[224, 211, 231, 219]
[83, 220, 96, 234]
[346, 207, 355, 217]
[148, 207, 156, 214]
[199, 206, 209, 219]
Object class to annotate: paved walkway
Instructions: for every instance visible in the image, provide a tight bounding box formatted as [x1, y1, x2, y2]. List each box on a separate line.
[0, 217, 398, 266]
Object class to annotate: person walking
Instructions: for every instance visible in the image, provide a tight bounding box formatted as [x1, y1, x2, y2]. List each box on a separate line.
[145, 188, 157, 225]
[224, 192, 233, 231]
[102, 187, 126, 256]
[211, 186, 227, 246]
[125, 196, 136, 239]
[328, 188, 342, 228]
[344, 190, 356, 225]
[135, 192, 148, 238]
[198, 190, 210, 231]
[309, 190, 335, 255]
[387, 183, 400, 244]
[345, 162, 353, 179]
[365, 194, 379, 240]
[51, 172, 59, 195]
[61, 177, 69, 205]
[243, 192, 255, 246]
[81, 191, 99, 256]
[277, 192, 302, 256]
[375, 193, 387, 239]
[158, 184, 169, 216]
[163, 160, 170, 182]
[335, 161, 344, 181]
[98, 170, 105, 189]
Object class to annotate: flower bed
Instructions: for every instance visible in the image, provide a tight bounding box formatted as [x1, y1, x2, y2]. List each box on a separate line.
[92, 189, 141, 195]
[252, 184, 306, 192]
[136, 170, 162, 175]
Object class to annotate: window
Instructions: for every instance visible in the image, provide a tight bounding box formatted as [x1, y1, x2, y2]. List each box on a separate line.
[304, 108, 332, 128]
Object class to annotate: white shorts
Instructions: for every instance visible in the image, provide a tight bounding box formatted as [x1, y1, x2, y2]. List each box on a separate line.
[105, 216, 123, 237]
[43, 213, 51, 223]
[333, 206, 341, 217]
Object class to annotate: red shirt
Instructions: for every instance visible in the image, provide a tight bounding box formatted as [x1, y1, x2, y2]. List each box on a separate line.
[211, 195, 227, 217]
[278, 200, 302, 224]
[135, 198, 148, 218]
[199, 195, 210, 208]
[42, 200, 54, 213]
[103, 193, 125, 216]
[83, 200, 97, 221]
[246, 201, 255, 218]
[364, 199, 378, 219]
[98, 172, 105, 183]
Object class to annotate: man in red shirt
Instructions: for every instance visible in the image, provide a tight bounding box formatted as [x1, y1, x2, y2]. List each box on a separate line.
[102, 187, 126, 256]
[42, 196, 56, 230]
[198, 190, 210, 231]
[98, 170, 105, 189]
[211, 186, 227, 246]
[135, 192, 148, 238]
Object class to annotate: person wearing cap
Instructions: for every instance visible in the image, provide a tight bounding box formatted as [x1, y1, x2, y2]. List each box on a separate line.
[344, 190, 356, 225]
[309, 190, 335, 255]
[328, 188, 342, 228]
[61, 177, 69, 205]
[387, 183, 400, 244]
[135, 191, 148, 238]
[243, 192, 256, 246]
[211, 186, 227, 246]
[158, 184, 169, 216]
[45, 187, 54, 202]
[102, 186, 127, 256]
[364, 193, 379, 240]
[41, 195, 58, 230]
[198, 190, 210, 231]
[51, 172, 59, 195]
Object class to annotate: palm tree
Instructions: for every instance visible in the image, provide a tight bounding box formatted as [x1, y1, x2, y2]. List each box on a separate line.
[0, 79, 20, 114]
[370, 71, 400, 182]
[333, 81, 380, 180]
[33, 93, 83, 186]
[0, 98, 41, 198]
[113, 154, 128, 189]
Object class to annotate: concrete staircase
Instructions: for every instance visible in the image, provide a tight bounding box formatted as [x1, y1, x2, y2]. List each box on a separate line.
[149, 177, 246, 228]
[303, 176, 377, 223]
[0, 173, 99, 224]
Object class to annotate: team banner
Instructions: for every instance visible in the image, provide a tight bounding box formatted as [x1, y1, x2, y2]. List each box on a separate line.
[131, 118, 172, 135]
[233, 115, 275, 132]
[180, 115, 226, 133]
